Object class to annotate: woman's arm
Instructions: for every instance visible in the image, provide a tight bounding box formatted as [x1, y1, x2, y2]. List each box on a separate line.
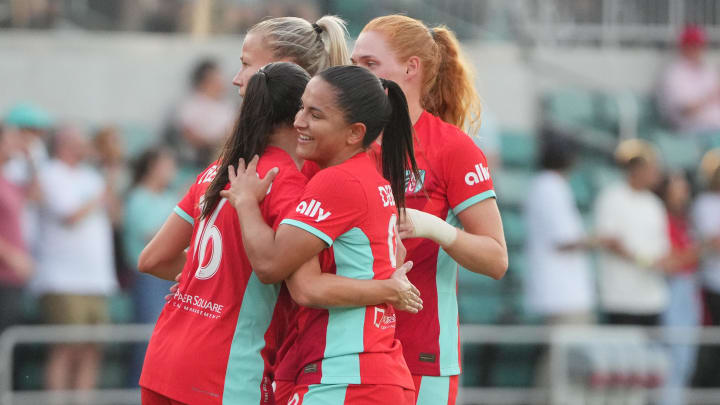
[400, 200, 508, 279]
[286, 257, 422, 312]
[138, 213, 193, 281]
[219, 157, 328, 284]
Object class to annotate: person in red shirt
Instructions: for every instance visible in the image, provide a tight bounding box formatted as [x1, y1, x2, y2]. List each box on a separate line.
[350, 15, 509, 404]
[137, 63, 420, 405]
[223, 65, 422, 404]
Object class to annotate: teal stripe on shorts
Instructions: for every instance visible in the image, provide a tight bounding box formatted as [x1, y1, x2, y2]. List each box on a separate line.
[416, 376, 451, 405]
[303, 384, 349, 405]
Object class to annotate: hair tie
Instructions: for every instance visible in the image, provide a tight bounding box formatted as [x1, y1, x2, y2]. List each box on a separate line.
[312, 23, 323, 34]
[257, 67, 269, 82]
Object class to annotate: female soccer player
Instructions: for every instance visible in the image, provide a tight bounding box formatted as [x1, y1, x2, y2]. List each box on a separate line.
[350, 15, 509, 404]
[223, 65, 421, 404]
[138, 62, 420, 405]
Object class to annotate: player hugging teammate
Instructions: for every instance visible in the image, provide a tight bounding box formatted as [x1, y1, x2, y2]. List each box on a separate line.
[137, 13, 506, 405]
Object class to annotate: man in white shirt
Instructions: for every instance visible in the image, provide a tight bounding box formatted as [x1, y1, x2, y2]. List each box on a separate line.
[659, 25, 720, 133]
[525, 134, 596, 323]
[595, 142, 670, 325]
[31, 126, 117, 391]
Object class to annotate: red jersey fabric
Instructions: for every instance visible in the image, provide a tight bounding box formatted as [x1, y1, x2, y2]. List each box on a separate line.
[139, 147, 307, 405]
[279, 152, 413, 390]
[370, 111, 496, 376]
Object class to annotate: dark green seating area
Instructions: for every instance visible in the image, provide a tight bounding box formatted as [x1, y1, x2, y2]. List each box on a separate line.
[458, 88, 720, 388]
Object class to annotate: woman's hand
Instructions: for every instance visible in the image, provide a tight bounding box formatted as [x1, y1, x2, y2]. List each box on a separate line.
[386, 261, 423, 313]
[165, 272, 181, 301]
[220, 155, 279, 209]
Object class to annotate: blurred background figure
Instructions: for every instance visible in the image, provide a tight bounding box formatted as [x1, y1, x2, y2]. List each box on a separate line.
[30, 125, 118, 391]
[595, 140, 670, 326]
[692, 149, 720, 388]
[2, 102, 51, 253]
[170, 58, 235, 170]
[93, 126, 131, 288]
[123, 147, 178, 385]
[659, 25, 720, 134]
[524, 130, 596, 325]
[0, 124, 34, 334]
[655, 172, 701, 405]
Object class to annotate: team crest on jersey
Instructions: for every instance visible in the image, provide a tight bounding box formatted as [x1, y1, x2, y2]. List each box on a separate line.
[405, 170, 426, 193]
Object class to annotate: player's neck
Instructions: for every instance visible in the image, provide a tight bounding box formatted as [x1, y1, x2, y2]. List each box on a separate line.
[269, 126, 303, 169]
[408, 96, 424, 125]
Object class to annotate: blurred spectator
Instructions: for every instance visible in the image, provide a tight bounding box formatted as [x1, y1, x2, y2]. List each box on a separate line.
[124, 147, 178, 385]
[2, 102, 51, 251]
[656, 172, 701, 402]
[658, 25, 720, 133]
[595, 140, 670, 326]
[172, 58, 235, 169]
[0, 124, 34, 334]
[30, 125, 117, 391]
[691, 149, 720, 387]
[524, 133, 596, 323]
[93, 126, 131, 287]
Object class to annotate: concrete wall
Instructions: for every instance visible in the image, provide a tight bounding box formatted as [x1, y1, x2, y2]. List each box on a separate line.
[0, 31, 708, 135]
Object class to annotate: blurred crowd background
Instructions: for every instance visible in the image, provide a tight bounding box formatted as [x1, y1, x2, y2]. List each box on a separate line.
[2, 0, 720, 404]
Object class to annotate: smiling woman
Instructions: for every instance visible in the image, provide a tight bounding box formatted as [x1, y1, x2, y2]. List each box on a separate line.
[222, 65, 422, 405]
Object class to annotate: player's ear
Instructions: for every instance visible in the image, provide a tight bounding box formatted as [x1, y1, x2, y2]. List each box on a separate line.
[405, 56, 420, 80]
[347, 122, 366, 147]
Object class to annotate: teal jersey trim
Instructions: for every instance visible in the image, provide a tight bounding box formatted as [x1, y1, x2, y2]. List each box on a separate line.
[302, 384, 349, 404]
[173, 205, 194, 225]
[222, 273, 281, 404]
[436, 211, 461, 376]
[452, 190, 497, 215]
[416, 375, 452, 405]
[280, 219, 333, 246]
[322, 227, 375, 383]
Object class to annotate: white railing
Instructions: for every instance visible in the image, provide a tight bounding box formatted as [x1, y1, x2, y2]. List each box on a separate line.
[2, 324, 720, 405]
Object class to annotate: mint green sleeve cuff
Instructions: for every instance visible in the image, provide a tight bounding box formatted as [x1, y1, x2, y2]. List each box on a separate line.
[452, 190, 497, 215]
[174, 206, 194, 225]
[280, 219, 333, 246]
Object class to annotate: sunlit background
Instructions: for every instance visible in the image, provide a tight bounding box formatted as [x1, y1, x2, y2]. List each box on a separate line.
[2, 1, 720, 404]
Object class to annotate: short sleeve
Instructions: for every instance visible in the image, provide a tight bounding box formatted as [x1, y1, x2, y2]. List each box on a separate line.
[443, 132, 496, 214]
[174, 167, 216, 226]
[280, 170, 366, 246]
[263, 171, 308, 231]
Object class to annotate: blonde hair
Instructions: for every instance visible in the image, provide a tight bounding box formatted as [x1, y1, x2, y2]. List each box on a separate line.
[249, 16, 350, 76]
[362, 15, 481, 133]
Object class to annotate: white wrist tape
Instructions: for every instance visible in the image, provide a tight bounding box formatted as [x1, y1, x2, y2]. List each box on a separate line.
[406, 208, 458, 247]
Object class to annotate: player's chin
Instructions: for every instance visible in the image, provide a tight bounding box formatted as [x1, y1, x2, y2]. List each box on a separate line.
[296, 143, 314, 160]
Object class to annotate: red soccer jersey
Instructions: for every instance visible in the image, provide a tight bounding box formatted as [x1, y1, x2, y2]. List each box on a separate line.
[279, 152, 414, 390]
[139, 147, 307, 404]
[370, 111, 496, 376]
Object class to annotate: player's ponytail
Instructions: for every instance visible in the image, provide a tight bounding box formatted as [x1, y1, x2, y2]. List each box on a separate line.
[362, 15, 481, 133]
[427, 26, 481, 133]
[249, 16, 350, 76]
[379, 78, 420, 211]
[318, 66, 419, 211]
[201, 62, 310, 219]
